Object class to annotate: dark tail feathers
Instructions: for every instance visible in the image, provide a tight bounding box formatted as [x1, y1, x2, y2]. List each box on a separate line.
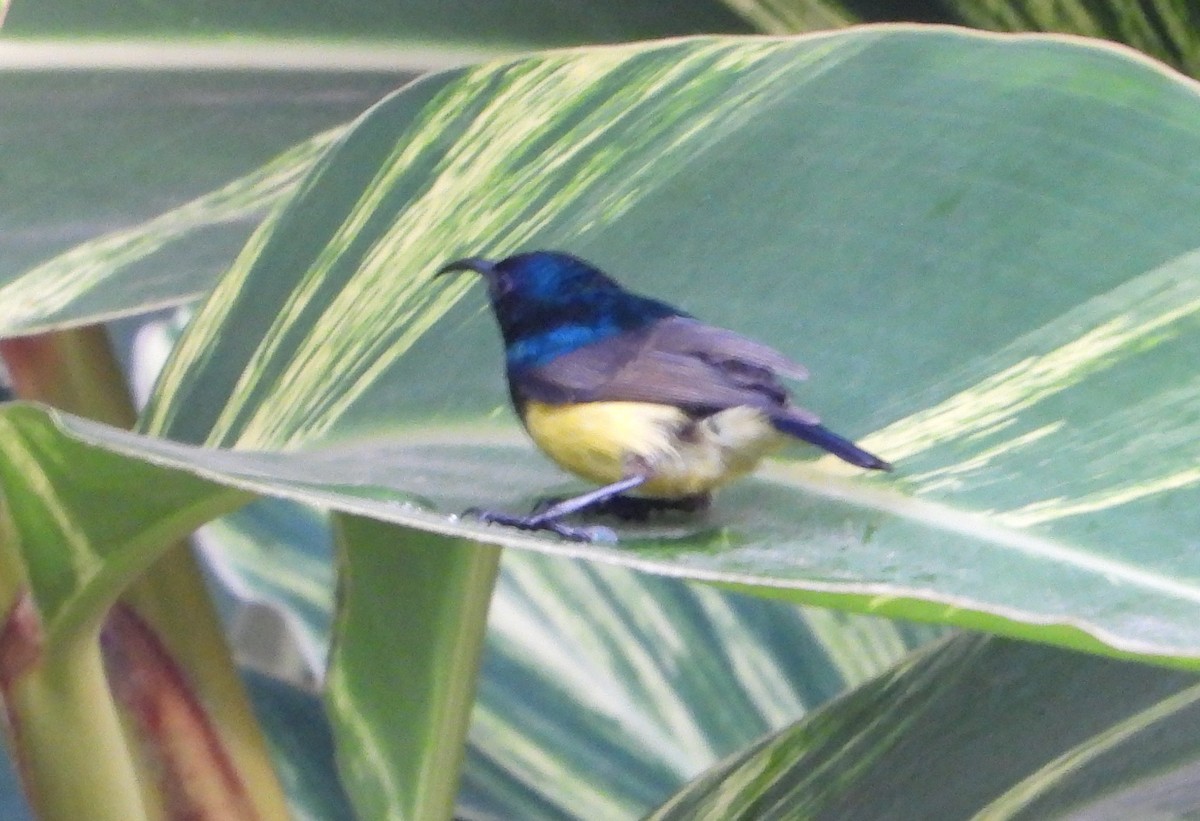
[771, 415, 892, 471]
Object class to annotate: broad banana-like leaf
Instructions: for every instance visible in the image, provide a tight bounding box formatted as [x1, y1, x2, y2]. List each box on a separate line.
[0, 68, 409, 334]
[716, 0, 1200, 79]
[715, 0, 854, 34]
[933, 0, 1200, 79]
[2, 0, 748, 46]
[649, 633, 1200, 819]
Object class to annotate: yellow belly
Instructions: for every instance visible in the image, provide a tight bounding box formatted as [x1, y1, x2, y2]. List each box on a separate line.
[521, 400, 784, 498]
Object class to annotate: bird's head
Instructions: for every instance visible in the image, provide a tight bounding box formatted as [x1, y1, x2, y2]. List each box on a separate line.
[437, 250, 677, 367]
[437, 251, 620, 307]
[437, 251, 626, 344]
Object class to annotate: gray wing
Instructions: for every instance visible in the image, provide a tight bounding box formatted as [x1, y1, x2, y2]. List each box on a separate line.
[650, 316, 809, 382]
[516, 316, 820, 423]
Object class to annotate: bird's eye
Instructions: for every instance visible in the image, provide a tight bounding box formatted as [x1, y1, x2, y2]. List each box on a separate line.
[490, 273, 514, 298]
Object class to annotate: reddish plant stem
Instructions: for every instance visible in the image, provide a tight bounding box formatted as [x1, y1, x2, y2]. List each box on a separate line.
[0, 590, 45, 800]
[0, 332, 136, 427]
[102, 603, 258, 821]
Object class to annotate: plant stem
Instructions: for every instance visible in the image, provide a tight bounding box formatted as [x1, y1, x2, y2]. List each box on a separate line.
[2, 592, 148, 816]
[329, 516, 502, 821]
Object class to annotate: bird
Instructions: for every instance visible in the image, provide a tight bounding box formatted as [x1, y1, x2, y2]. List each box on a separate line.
[438, 250, 891, 541]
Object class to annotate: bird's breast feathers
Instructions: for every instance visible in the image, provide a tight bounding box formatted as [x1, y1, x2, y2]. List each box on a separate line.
[522, 400, 784, 498]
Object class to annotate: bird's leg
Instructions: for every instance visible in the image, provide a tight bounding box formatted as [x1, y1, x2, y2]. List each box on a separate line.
[473, 474, 648, 542]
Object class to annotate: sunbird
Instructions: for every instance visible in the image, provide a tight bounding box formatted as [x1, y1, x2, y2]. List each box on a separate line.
[439, 251, 891, 541]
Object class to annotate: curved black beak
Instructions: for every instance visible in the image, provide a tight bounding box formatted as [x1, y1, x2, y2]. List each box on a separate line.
[436, 257, 497, 277]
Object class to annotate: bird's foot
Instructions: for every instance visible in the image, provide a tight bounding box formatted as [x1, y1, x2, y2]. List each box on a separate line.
[464, 508, 618, 543]
[533, 492, 710, 522]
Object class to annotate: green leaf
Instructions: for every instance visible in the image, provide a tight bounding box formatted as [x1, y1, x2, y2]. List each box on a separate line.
[3, 0, 749, 46]
[0, 403, 247, 646]
[0, 66, 412, 335]
[648, 634, 1200, 819]
[934, 0, 1200, 79]
[716, 1, 1200, 79]
[715, 0, 855, 34]
[242, 670, 357, 821]
[462, 554, 936, 818]
[0, 131, 336, 335]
